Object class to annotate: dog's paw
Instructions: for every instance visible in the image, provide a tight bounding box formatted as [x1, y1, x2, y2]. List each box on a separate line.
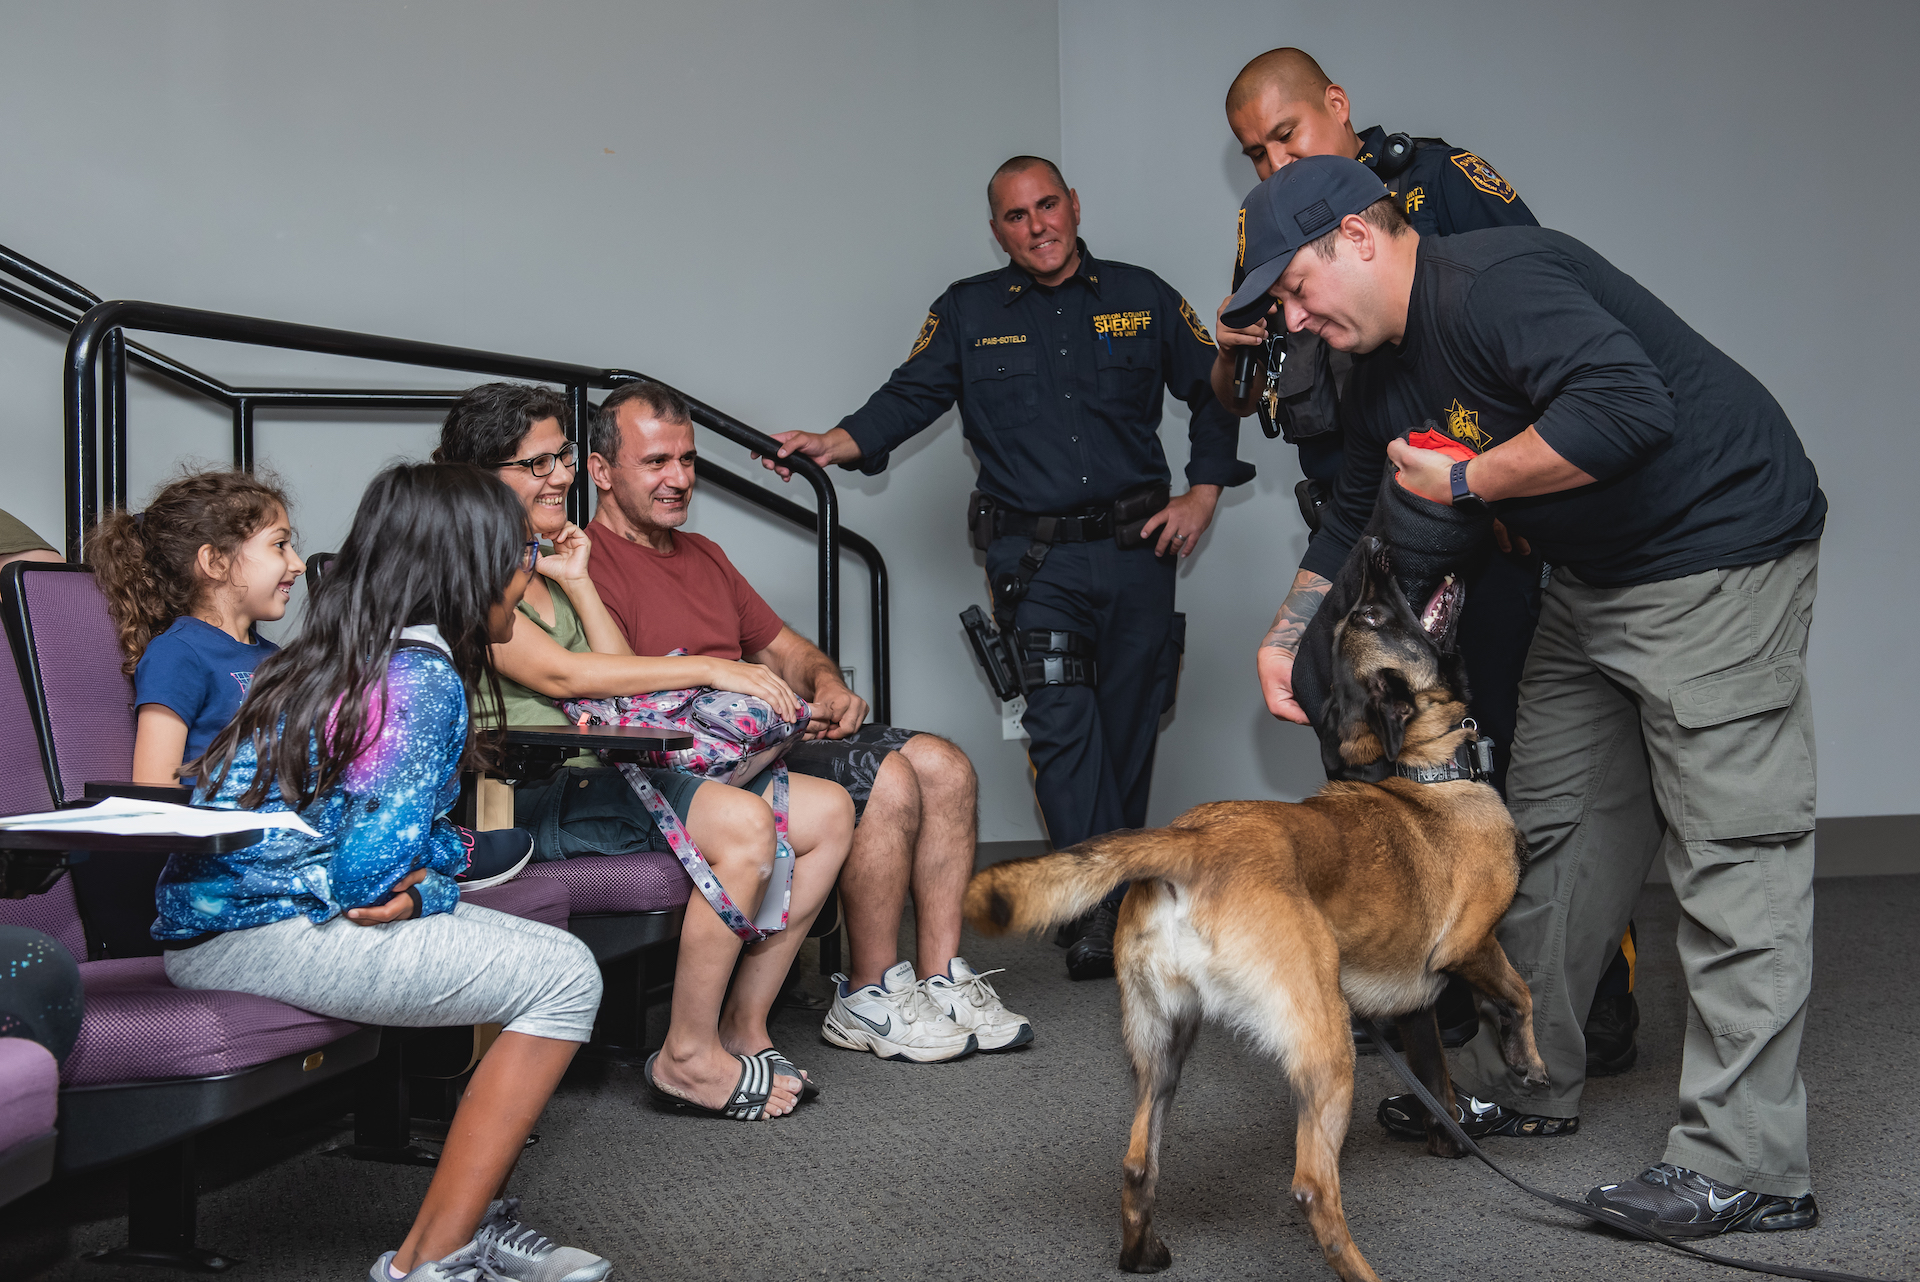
[1119, 1235, 1173, 1273]
[1426, 1131, 1470, 1160]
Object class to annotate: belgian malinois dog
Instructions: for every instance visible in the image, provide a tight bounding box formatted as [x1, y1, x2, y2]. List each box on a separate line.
[964, 540, 1549, 1282]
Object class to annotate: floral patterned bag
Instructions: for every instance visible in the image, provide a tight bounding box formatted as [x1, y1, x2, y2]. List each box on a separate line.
[561, 659, 811, 943]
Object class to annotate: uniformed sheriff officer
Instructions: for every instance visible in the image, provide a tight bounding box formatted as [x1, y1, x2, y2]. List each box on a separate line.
[764, 155, 1252, 980]
[1212, 46, 1641, 1072]
[1231, 154, 1826, 1237]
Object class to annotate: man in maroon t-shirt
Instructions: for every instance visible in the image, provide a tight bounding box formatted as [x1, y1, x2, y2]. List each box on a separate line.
[586, 380, 1033, 1063]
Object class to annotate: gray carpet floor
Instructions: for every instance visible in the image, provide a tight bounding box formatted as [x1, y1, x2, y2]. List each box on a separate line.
[4, 875, 1916, 1282]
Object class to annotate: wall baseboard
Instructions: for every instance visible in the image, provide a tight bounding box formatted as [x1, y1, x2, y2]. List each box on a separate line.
[977, 816, 1920, 881]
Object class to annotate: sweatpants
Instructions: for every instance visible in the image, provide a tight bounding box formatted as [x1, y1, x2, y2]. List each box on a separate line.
[1455, 539, 1820, 1197]
[165, 902, 602, 1044]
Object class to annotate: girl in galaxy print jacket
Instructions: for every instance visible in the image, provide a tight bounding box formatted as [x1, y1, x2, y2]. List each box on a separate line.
[151, 463, 528, 942]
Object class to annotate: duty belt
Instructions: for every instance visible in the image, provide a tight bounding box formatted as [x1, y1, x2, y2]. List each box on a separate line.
[992, 506, 1114, 543]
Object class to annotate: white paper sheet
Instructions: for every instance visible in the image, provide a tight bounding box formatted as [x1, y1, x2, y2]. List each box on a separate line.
[0, 796, 318, 839]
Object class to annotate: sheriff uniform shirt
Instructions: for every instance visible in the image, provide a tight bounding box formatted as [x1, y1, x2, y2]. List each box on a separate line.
[1304, 226, 1826, 588]
[836, 239, 1253, 514]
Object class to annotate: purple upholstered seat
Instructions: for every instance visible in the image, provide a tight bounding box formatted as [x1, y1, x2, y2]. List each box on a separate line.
[0, 1038, 58, 1151]
[463, 874, 571, 929]
[519, 850, 692, 915]
[0, 874, 88, 964]
[7, 565, 134, 803]
[60, 957, 357, 1088]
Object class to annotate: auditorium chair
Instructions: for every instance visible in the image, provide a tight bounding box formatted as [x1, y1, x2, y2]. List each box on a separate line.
[0, 560, 379, 1267]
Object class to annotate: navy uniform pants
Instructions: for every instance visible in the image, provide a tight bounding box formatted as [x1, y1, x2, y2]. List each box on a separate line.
[985, 536, 1179, 851]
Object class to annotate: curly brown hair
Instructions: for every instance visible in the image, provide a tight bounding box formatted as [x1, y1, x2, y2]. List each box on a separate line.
[88, 469, 292, 676]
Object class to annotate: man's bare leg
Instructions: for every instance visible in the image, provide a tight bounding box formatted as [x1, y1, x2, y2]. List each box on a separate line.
[899, 734, 976, 979]
[838, 752, 921, 989]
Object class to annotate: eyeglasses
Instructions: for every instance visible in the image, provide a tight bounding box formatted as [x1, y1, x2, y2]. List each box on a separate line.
[519, 539, 540, 573]
[496, 442, 578, 477]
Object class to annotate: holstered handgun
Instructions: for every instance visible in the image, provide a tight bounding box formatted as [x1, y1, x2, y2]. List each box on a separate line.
[960, 604, 1022, 701]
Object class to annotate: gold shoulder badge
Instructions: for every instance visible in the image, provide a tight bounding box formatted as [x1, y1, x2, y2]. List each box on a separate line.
[1446, 398, 1492, 451]
[1236, 207, 1247, 269]
[908, 312, 939, 360]
[1449, 151, 1517, 204]
[1178, 298, 1214, 346]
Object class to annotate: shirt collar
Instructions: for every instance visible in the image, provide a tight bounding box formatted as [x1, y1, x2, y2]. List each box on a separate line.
[396, 624, 452, 658]
[1355, 125, 1389, 171]
[1001, 238, 1103, 305]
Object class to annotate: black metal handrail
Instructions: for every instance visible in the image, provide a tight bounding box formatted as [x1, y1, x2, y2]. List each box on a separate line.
[0, 246, 888, 719]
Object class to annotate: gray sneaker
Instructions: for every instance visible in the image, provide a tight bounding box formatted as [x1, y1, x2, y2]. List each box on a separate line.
[368, 1246, 510, 1281]
[472, 1197, 612, 1282]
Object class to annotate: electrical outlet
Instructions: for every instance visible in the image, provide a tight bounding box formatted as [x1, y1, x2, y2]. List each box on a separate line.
[839, 666, 855, 691]
[1002, 695, 1028, 741]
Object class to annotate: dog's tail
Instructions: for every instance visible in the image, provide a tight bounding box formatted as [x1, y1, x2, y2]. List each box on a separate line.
[964, 827, 1214, 937]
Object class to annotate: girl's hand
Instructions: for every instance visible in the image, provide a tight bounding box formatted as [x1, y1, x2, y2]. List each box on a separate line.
[346, 868, 430, 924]
[703, 659, 801, 723]
[536, 522, 595, 585]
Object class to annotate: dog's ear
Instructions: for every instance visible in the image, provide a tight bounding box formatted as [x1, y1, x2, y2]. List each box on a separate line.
[1319, 658, 1369, 776]
[1364, 669, 1417, 763]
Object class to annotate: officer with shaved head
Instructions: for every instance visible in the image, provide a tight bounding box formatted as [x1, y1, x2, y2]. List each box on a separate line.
[764, 155, 1252, 980]
[1213, 48, 1642, 1072]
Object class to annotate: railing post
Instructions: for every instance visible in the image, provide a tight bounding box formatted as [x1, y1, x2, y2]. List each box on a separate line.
[102, 330, 128, 512]
[63, 318, 100, 561]
[566, 384, 592, 528]
[231, 399, 255, 472]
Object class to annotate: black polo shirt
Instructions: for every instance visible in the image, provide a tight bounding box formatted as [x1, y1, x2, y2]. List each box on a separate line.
[837, 240, 1253, 514]
[1304, 227, 1826, 588]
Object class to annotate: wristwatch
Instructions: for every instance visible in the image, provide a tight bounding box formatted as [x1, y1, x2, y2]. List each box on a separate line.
[1449, 458, 1489, 513]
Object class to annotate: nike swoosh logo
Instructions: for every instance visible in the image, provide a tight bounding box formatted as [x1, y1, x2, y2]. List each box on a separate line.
[850, 1010, 892, 1037]
[1467, 1097, 1498, 1117]
[1706, 1190, 1744, 1213]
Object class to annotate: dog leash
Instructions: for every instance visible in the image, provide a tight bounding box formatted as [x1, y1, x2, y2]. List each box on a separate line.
[1357, 1020, 1903, 1282]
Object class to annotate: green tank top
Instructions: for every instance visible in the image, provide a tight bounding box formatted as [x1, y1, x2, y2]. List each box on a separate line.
[497, 582, 596, 766]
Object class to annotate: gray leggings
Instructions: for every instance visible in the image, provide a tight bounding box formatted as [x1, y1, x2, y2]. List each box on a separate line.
[164, 903, 601, 1043]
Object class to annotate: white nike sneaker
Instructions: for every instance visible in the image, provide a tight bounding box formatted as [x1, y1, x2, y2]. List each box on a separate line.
[471, 1198, 611, 1282]
[923, 956, 1034, 1052]
[821, 960, 978, 1063]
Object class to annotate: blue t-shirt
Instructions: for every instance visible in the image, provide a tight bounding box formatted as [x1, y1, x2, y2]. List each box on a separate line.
[132, 617, 279, 771]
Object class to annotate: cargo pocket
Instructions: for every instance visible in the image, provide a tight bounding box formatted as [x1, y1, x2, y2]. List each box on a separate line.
[514, 767, 664, 860]
[1668, 651, 1815, 840]
[1159, 612, 1187, 714]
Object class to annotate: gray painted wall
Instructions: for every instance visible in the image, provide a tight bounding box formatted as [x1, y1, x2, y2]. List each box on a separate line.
[0, 0, 1059, 840]
[0, 1, 1911, 836]
[1058, 0, 1918, 822]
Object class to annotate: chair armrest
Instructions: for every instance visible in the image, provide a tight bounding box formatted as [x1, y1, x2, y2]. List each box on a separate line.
[80, 781, 194, 806]
[501, 724, 696, 753]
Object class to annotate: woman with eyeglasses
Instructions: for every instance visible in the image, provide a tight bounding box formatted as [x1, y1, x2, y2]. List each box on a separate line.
[433, 383, 851, 1123]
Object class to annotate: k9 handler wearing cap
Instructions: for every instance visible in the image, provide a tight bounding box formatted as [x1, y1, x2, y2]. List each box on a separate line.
[1227, 156, 1827, 1238]
[765, 156, 1252, 981]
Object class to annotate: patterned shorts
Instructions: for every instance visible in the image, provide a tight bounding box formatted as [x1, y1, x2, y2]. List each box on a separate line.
[783, 723, 921, 823]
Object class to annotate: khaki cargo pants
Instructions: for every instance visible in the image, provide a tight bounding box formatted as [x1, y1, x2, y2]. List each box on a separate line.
[1456, 540, 1819, 1197]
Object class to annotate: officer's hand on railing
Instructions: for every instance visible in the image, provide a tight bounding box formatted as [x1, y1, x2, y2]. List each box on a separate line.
[1141, 486, 1221, 558]
[805, 682, 869, 741]
[1257, 645, 1310, 725]
[702, 658, 802, 724]
[754, 428, 861, 481]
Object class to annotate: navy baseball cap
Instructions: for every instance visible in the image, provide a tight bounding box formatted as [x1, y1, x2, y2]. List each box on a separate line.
[1222, 155, 1390, 328]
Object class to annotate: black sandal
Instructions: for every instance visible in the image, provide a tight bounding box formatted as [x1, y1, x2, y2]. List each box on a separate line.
[749, 1047, 820, 1103]
[643, 1052, 776, 1121]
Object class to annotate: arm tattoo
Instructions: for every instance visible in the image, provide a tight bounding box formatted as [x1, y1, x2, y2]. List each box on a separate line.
[1261, 571, 1331, 659]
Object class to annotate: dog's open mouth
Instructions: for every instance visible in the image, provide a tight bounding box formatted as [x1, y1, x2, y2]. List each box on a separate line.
[1419, 575, 1462, 638]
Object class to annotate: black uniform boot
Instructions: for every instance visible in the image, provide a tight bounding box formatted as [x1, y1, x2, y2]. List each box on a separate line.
[1064, 900, 1118, 980]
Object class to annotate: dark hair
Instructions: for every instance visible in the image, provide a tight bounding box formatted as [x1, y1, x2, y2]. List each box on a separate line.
[988, 155, 1069, 211]
[433, 382, 570, 466]
[88, 469, 292, 676]
[592, 380, 692, 465]
[1306, 196, 1410, 262]
[197, 463, 524, 808]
